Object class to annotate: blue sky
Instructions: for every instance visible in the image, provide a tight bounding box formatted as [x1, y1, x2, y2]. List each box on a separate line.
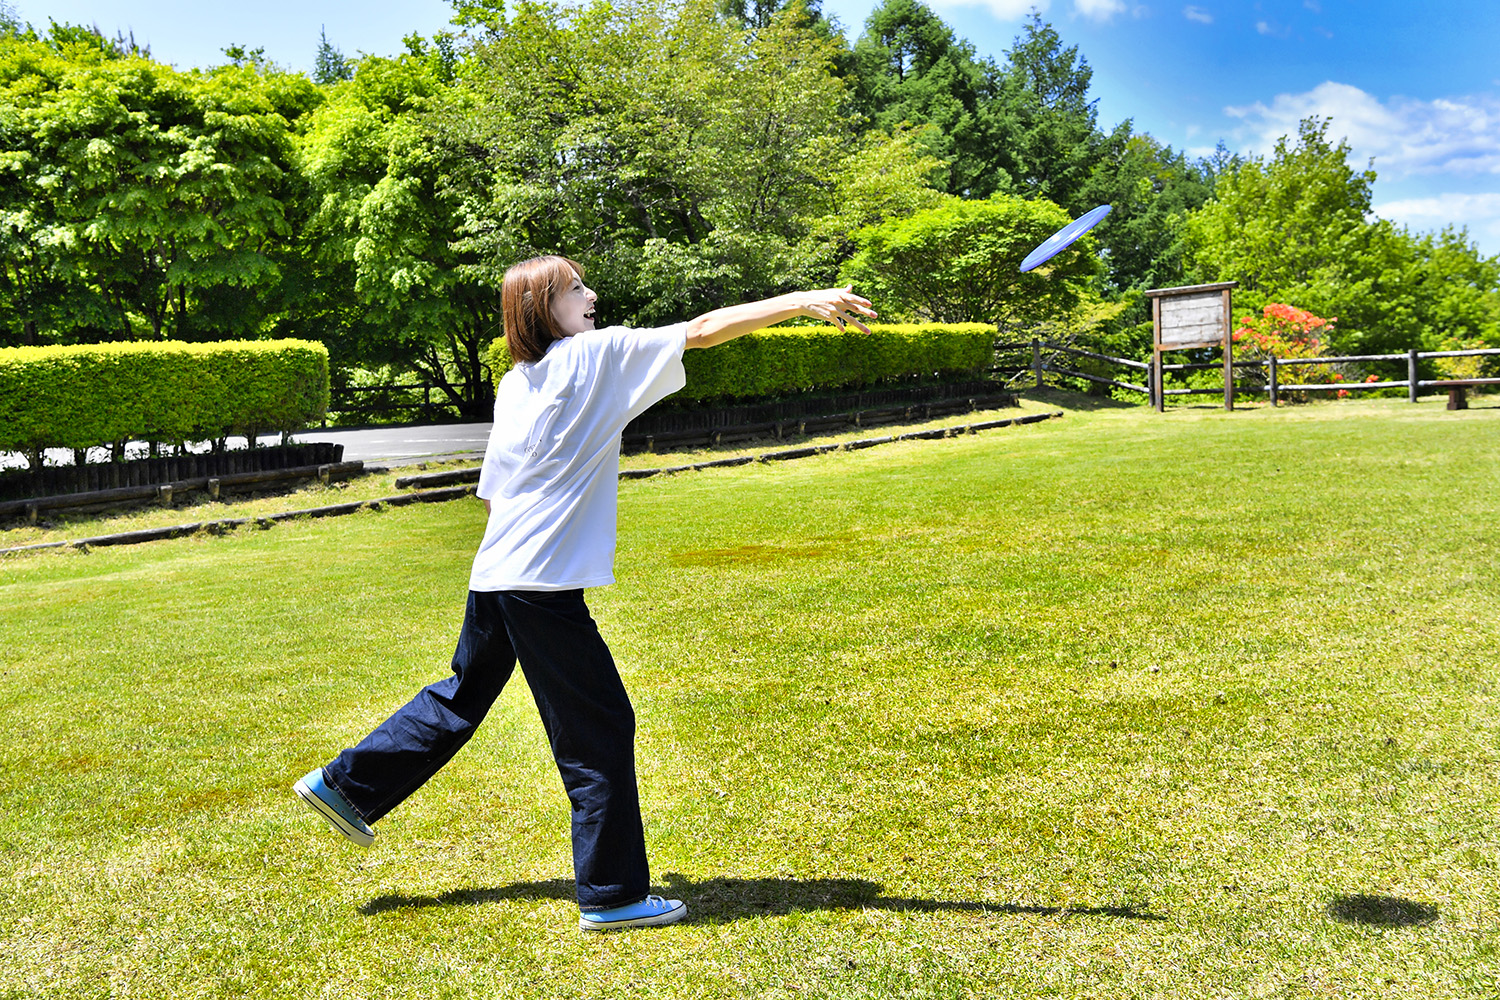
[19, 0, 1500, 256]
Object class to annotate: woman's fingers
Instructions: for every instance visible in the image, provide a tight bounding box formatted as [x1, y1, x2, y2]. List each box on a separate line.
[811, 288, 876, 331]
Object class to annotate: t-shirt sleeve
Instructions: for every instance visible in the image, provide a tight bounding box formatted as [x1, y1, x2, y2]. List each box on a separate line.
[608, 322, 688, 422]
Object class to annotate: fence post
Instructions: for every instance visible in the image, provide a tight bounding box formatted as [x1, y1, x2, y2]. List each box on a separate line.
[1268, 356, 1278, 406]
[1223, 348, 1234, 411]
[1407, 349, 1419, 403]
[1031, 338, 1043, 389]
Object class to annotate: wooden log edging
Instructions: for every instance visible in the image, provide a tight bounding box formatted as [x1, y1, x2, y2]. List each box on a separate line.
[0, 485, 476, 557]
[394, 467, 481, 489]
[2, 410, 1063, 556]
[0, 462, 366, 522]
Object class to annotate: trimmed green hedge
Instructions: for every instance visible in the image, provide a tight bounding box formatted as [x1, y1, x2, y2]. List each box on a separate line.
[487, 323, 995, 403]
[0, 340, 330, 456]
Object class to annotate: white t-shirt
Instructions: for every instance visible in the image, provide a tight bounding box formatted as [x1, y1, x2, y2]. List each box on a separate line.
[469, 323, 688, 592]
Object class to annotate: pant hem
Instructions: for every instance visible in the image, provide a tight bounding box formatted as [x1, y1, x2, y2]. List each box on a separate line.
[578, 893, 649, 913]
[320, 767, 373, 824]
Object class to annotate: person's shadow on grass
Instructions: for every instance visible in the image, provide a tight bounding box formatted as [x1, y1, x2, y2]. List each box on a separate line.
[359, 873, 1167, 923]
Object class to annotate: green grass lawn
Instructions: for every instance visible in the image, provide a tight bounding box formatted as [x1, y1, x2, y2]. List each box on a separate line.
[1, 392, 1497, 998]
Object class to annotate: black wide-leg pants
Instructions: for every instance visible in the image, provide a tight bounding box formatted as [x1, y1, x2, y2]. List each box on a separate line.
[323, 589, 650, 911]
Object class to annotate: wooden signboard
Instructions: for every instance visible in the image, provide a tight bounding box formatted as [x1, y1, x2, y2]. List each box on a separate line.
[1145, 281, 1237, 411]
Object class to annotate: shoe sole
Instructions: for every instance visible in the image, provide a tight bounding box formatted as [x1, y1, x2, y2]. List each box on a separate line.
[578, 903, 688, 932]
[294, 777, 376, 847]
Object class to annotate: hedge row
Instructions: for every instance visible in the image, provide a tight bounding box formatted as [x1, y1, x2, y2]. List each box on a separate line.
[0, 340, 330, 456]
[488, 323, 996, 402]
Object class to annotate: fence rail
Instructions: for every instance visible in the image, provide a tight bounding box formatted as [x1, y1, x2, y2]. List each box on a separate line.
[997, 341, 1500, 409]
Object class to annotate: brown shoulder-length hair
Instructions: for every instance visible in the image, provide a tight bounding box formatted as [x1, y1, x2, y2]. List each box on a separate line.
[501, 255, 586, 364]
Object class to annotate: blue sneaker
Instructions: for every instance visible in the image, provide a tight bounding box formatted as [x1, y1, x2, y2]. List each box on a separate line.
[293, 768, 376, 847]
[578, 895, 687, 932]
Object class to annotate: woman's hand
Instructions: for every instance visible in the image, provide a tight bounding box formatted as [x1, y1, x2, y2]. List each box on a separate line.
[795, 287, 878, 334]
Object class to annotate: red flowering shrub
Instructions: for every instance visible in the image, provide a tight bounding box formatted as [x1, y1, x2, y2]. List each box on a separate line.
[1232, 303, 1355, 398]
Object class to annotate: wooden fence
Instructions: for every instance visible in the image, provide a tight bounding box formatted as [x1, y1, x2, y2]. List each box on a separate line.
[0, 442, 346, 504]
[998, 341, 1500, 408]
[326, 383, 462, 424]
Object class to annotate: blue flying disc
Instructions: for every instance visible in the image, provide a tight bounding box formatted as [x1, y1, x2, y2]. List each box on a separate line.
[1019, 204, 1112, 272]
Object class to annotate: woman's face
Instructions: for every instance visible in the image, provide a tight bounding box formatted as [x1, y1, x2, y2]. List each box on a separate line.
[550, 269, 597, 336]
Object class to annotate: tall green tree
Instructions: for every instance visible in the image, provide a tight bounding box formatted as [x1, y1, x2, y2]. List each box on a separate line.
[313, 26, 353, 85]
[452, 0, 942, 325]
[1079, 134, 1214, 294]
[1183, 118, 1375, 296]
[0, 31, 318, 345]
[847, 7, 1207, 299]
[848, 0, 1004, 197]
[0, 36, 106, 345]
[297, 35, 511, 416]
[995, 13, 1128, 215]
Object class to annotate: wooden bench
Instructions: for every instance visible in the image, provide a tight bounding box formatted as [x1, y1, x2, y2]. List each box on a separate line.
[1427, 380, 1489, 410]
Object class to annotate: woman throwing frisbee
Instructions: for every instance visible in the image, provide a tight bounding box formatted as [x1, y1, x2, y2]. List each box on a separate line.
[296, 256, 875, 932]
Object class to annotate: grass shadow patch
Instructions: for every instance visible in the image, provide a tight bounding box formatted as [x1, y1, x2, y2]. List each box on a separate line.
[360, 874, 1167, 924]
[1325, 894, 1440, 927]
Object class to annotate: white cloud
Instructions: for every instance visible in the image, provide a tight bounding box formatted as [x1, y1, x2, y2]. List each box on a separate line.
[1184, 5, 1212, 24]
[941, 0, 1141, 22]
[1374, 192, 1500, 245]
[939, 0, 1048, 19]
[1225, 81, 1500, 179]
[1073, 0, 1127, 20]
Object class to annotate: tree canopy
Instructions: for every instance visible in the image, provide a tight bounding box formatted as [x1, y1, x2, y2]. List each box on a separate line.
[0, 33, 319, 345]
[1181, 118, 1500, 354]
[0, 1, 1493, 409]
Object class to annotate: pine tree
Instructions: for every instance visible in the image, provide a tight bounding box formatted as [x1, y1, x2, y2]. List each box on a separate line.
[313, 26, 353, 84]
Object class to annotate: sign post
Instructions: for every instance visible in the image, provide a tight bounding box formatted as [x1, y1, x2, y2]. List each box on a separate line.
[1145, 282, 1237, 412]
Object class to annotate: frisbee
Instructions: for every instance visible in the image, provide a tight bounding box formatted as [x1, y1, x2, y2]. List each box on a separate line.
[1019, 204, 1112, 272]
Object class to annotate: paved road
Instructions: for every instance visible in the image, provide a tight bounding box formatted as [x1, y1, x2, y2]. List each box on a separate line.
[291, 422, 493, 465]
[1, 422, 495, 472]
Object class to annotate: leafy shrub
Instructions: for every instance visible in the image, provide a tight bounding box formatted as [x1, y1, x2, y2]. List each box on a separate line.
[838, 195, 1102, 332]
[486, 323, 995, 403]
[0, 340, 329, 466]
[1231, 303, 1362, 398]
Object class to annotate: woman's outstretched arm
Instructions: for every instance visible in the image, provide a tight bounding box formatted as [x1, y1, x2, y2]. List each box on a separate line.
[683, 287, 877, 350]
